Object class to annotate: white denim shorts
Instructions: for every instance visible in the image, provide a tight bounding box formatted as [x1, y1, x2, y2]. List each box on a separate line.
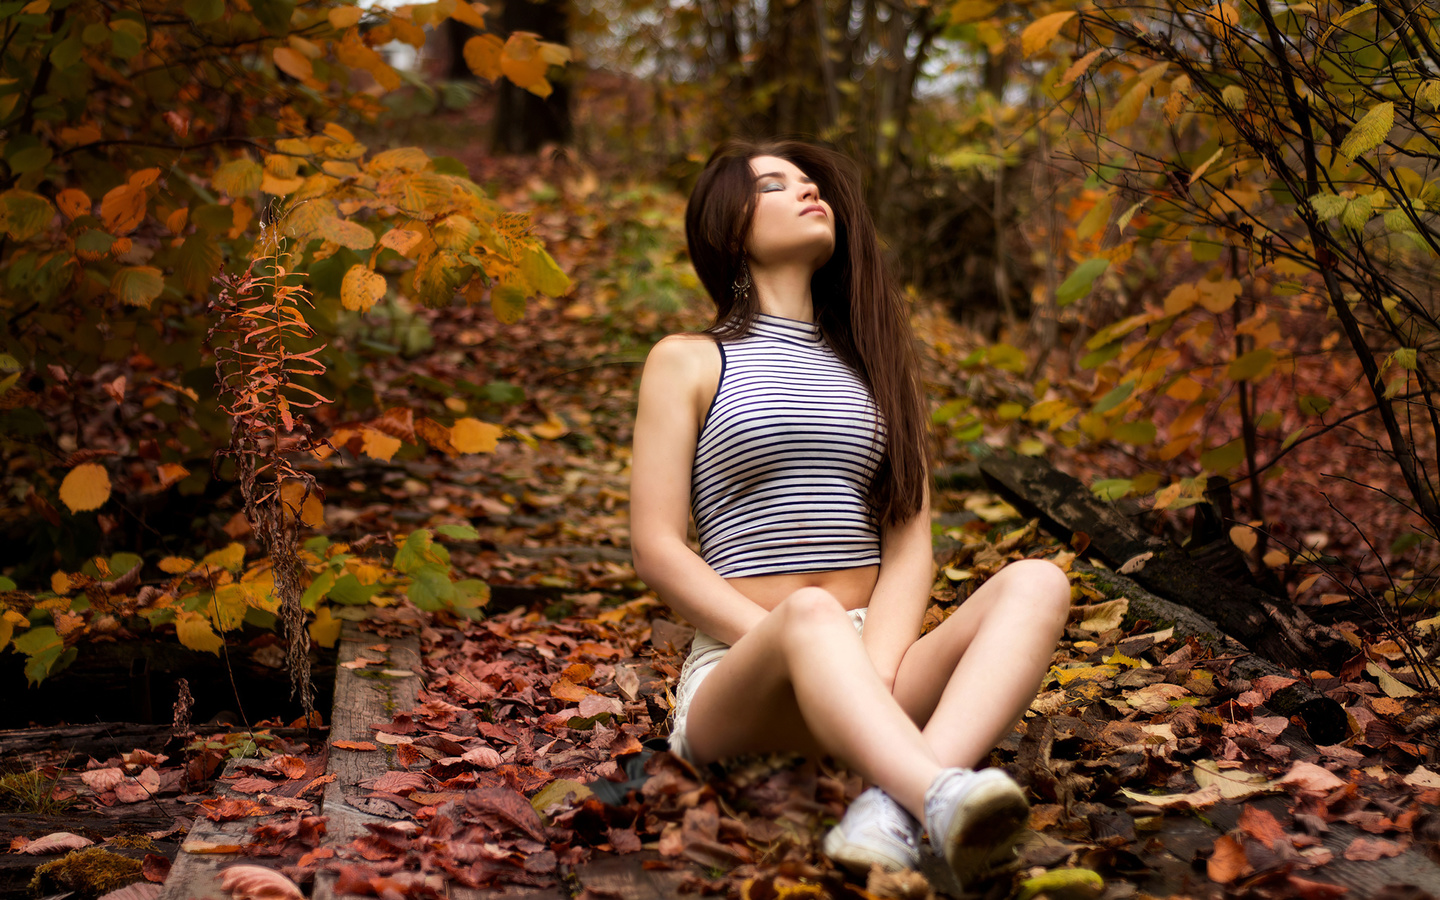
[668, 606, 868, 765]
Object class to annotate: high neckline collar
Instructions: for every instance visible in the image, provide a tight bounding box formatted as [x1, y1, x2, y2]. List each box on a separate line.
[752, 311, 822, 343]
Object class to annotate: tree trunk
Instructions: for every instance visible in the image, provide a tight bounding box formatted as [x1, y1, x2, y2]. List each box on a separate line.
[491, 0, 572, 155]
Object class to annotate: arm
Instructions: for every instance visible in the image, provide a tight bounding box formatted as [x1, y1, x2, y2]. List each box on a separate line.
[861, 481, 935, 691]
[629, 335, 771, 646]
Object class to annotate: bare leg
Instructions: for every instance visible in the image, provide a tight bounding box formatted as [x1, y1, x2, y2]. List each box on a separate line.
[891, 558, 1073, 768]
[682, 587, 942, 818]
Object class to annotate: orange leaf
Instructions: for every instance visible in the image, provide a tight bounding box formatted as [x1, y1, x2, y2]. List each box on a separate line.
[332, 740, 377, 751]
[1207, 834, 1252, 883]
[100, 182, 146, 234]
[56, 188, 91, 220]
[59, 462, 111, 513]
[463, 34, 503, 81]
[273, 46, 315, 82]
[450, 417, 501, 453]
[341, 264, 386, 312]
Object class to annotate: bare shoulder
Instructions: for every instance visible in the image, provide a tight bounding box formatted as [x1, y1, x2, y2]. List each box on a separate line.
[642, 333, 720, 386]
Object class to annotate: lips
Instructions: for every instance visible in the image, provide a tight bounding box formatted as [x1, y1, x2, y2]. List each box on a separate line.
[800, 205, 825, 217]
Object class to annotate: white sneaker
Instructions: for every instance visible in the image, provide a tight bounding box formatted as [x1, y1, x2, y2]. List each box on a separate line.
[822, 786, 921, 873]
[923, 767, 1029, 886]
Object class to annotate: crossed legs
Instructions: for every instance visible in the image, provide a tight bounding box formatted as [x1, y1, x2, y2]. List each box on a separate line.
[679, 558, 1072, 820]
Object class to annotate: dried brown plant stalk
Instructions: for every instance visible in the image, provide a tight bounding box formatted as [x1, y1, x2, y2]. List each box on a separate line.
[206, 216, 334, 714]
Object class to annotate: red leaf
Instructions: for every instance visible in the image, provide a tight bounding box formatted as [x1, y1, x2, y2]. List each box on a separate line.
[1237, 806, 1287, 849]
[463, 787, 548, 843]
[142, 852, 171, 883]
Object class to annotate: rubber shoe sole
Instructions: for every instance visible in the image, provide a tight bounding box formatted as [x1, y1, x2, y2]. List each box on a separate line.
[821, 823, 916, 874]
[932, 775, 1030, 886]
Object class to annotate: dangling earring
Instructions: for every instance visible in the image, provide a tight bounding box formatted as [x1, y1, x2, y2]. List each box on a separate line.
[732, 257, 752, 303]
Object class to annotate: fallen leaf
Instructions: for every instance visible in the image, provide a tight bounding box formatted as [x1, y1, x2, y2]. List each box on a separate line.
[1207, 834, 1252, 883]
[220, 864, 304, 900]
[1404, 765, 1440, 789]
[141, 852, 171, 883]
[332, 741, 378, 751]
[1343, 837, 1405, 861]
[1277, 761, 1346, 793]
[81, 768, 125, 792]
[20, 832, 94, 854]
[269, 756, 307, 780]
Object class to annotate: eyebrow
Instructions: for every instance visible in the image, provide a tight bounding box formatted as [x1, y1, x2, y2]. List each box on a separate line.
[754, 172, 815, 182]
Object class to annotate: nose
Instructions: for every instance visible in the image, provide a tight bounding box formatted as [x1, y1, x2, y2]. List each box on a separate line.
[798, 181, 818, 203]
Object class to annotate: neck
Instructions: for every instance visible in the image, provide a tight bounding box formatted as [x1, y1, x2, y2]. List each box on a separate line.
[749, 261, 815, 323]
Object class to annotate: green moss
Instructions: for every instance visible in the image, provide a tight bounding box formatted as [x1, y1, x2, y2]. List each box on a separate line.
[30, 848, 143, 898]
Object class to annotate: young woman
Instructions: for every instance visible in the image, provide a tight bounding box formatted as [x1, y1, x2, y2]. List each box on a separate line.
[628, 138, 1072, 885]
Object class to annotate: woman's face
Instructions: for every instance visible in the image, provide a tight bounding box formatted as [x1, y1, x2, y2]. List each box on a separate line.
[743, 155, 835, 270]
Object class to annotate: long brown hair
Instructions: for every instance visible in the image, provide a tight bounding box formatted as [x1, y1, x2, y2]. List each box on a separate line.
[684, 138, 929, 527]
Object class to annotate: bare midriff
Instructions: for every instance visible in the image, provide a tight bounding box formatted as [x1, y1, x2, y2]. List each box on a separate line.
[724, 564, 879, 612]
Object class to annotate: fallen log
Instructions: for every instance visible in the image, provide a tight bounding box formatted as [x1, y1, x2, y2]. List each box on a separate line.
[1077, 561, 1348, 746]
[979, 454, 1350, 673]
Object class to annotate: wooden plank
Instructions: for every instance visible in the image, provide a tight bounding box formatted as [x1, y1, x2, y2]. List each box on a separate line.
[153, 759, 275, 900]
[313, 620, 422, 900]
[1166, 794, 1440, 895]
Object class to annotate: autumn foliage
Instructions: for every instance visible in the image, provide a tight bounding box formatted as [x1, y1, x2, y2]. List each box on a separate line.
[0, 0, 572, 682]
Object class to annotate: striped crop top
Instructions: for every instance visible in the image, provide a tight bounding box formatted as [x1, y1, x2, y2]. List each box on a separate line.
[690, 313, 887, 578]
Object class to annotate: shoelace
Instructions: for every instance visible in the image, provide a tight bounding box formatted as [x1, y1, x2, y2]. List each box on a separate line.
[873, 802, 920, 850]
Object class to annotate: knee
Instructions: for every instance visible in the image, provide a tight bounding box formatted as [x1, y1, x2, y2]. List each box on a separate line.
[775, 587, 848, 638]
[1000, 558, 1073, 629]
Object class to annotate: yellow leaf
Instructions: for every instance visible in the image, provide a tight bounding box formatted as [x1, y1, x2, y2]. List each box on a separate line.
[1152, 482, 1183, 510]
[1339, 101, 1395, 161]
[0, 617, 11, 652]
[362, 427, 402, 462]
[532, 412, 568, 440]
[1166, 377, 1203, 402]
[159, 556, 195, 574]
[463, 34, 504, 81]
[1021, 11, 1075, 57]
[261, 171, 305, 196]
[51, 571, 72, 595]
[309, 606, 342, 648]
[1106, 62, 1170, 131]
[210, 583, 251, 631]
[1262, 548, 1289, 567]
[320, 215, 375, 249]
[201, 542, 245, 573]
[328, 6, 363, 28]
[341, 264, 386, 312]
[59, 462, 111, 513]
[175, 610, 224, 655]
[1196, 279, 1241, 313]
[368, 147, 432, 174]
[56, 188, 91, 220]
[273, 46, 314, 82]
[451, 418, 502, 453]
[379, 227, 424, 255]
[279, 480, 325, 528]
[1229, 524, 1257, 554]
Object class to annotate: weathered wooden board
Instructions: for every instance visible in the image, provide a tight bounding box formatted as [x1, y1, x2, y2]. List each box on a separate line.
[0, 722, 322, 760]
[312, 621, 422, 900]
[153, 759, 276, 900]
[1165, 793, 1440, 895]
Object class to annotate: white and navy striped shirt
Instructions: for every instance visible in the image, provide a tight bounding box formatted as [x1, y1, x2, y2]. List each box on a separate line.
[690, 313, 886, 578]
